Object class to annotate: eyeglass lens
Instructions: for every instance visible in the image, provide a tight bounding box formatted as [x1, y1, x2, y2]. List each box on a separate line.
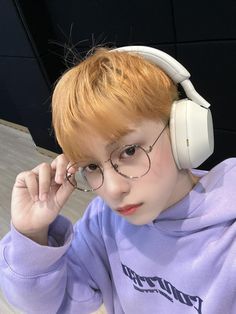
[66, 144, 151, 192]
[110, 145, 151, 178]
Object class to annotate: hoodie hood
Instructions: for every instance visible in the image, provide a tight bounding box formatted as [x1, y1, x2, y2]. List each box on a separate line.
[153, 158, 236, 236]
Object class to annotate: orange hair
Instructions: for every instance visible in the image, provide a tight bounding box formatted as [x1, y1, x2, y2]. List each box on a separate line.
[52, 47, 178, 162]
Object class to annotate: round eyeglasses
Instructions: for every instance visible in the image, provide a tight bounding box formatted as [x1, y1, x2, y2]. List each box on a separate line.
[66, 123, 168, 192]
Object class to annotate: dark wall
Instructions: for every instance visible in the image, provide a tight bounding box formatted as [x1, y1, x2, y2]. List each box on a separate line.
[0, 0, 236, 169]
[0, 0, 60, 151]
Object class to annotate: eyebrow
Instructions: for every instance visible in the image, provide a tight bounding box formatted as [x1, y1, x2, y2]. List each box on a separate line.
[105, 140, 118, 150]
[105, 130, 141, 151]
[105, 136, 132, 150]
[76, 141, 119, 164]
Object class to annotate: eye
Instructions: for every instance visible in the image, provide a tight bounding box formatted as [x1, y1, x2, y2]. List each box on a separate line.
[82, 163, 99, 173]
[120, 145, 137, 159]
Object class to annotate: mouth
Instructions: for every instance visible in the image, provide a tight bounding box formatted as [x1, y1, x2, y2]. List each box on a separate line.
[117, 203, 142, 216]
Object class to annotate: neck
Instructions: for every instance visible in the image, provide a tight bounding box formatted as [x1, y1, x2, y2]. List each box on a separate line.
[169, 169, 200, 208]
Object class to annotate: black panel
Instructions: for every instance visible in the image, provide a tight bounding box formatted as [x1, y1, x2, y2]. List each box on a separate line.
[0, 55, 59, 151]
[200, 129, 236, 170]
[14, 0, 54, 56]
[44, 0, 175, 45]
[173, 0, 236, 42]
[176, 41, 236, 131]
[40, 52, 65, 85]
[0, 84, 24, 126]
[151, 44, 176, 58]
[0, 0, 33, 57]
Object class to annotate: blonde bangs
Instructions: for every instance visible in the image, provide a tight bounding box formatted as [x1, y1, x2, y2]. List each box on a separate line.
[52, 48, 178, 162]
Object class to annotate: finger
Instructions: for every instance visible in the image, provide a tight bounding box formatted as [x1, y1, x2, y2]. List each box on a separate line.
[51, 154, 62, 170]
[54, 178, 76, 210]
[38, 163, 53, 201]
[67, 162, 79, 173]
[17, 171, 39, 202]
[51, 154, 69, 185]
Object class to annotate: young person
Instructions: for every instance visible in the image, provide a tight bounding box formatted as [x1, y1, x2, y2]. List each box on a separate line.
[0, 46, 235, 314]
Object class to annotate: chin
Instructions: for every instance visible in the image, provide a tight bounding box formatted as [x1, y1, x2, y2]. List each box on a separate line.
[124, 214, 158, 226]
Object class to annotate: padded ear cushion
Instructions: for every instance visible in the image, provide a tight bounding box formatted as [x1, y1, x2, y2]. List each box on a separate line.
[170, 99, 214, 169]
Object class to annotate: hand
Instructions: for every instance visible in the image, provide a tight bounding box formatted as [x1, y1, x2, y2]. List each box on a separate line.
[11, 154, 76, 244]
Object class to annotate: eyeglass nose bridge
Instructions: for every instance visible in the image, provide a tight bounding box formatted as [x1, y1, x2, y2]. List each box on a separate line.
[102, 155, 133, 179]
[103, 157, 122, 176]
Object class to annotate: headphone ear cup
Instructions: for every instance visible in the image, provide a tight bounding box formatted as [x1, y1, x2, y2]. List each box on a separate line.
[170, 99, 214, 169]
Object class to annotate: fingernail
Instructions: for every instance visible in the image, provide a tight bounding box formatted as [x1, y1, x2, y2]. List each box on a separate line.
[56, 174, 63, 183]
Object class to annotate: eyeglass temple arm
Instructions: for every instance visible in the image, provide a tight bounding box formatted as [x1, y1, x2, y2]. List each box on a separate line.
[147, 122, 169, 153]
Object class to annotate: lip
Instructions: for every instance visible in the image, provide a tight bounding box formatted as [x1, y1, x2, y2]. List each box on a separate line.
[117, 203, 142, 216]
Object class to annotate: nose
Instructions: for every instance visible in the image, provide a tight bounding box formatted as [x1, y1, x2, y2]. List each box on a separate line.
[102, 165, 131, 200]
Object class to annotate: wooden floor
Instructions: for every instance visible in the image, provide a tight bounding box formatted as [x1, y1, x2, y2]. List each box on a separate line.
[0, 121, 106, 314]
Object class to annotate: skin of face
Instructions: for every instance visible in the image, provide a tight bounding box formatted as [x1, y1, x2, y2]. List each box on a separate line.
[78, 119, 199, 225]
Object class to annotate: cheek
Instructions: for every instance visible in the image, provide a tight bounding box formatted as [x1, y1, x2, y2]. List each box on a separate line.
[135, 144, 180, 208]
[135, 144, 180, 212]
[150, 137, 178, 181]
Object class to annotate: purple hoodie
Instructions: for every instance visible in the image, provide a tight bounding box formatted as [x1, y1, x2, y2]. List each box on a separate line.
[1, 158, 236, 314]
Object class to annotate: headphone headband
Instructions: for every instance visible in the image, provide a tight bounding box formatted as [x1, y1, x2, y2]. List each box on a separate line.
[113, 46, 210, 109]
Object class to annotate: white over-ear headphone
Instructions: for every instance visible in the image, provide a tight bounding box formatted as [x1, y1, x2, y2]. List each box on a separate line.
[113, 46, 214, 169]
